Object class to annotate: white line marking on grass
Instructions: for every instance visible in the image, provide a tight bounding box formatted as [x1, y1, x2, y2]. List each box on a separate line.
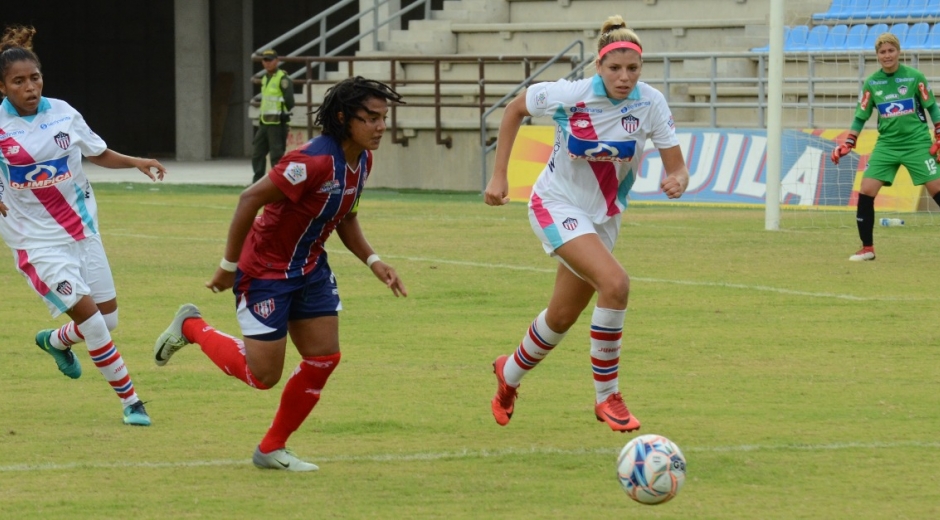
[95, 233, 925, 302]
[3, 441, 939, 472]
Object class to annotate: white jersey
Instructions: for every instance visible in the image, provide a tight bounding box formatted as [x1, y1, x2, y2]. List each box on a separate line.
[526, 76, 679, 223]
[0, 97, 106, 250]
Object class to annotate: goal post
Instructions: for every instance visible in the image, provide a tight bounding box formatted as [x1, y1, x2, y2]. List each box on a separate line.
[766, 0, 785, 230]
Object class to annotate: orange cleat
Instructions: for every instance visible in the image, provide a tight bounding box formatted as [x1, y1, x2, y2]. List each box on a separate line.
[594, 392, 641, 432]
[491, 355, 518, 426]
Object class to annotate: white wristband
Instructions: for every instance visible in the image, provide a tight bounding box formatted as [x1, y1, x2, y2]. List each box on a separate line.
[219, 258, 238, 272]
[366, 254, 381, 268]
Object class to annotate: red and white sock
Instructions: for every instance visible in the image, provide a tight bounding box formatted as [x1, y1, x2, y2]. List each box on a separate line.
[79, 312, 138, 407]
[182, 317, 268, 389]
[503, 309, 566, 387]
[49, 321, 83, 350]
[259, 352, 341, 453]
[590, 307, 624, 403]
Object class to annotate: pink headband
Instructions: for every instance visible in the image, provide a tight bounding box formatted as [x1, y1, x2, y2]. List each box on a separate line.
[599, 41, 643, 60]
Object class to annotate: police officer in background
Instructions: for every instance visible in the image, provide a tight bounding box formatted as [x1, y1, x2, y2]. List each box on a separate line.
[251, 49, 295, 184]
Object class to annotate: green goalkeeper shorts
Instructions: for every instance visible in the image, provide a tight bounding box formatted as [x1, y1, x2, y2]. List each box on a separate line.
[864, 143, 940, 186]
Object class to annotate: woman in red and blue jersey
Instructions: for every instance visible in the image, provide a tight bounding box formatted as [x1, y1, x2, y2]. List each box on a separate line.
[153, 77, 408, 471]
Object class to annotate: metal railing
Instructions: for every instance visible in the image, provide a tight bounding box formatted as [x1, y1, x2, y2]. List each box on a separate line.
[256, 53, 586, 149]
[254, 0, 433, 82]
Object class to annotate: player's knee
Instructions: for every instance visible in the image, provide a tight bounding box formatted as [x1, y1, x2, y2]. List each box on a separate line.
[257, 373, 281, 389]
[602, 273, 630, 307]
[102, 309, 119, 331]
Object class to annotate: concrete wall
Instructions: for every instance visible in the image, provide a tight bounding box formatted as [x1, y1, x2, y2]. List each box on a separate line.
[174, 0, 212, 160]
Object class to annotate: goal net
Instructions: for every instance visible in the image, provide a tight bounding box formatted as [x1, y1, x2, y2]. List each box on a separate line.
[774, 0, 940, 228]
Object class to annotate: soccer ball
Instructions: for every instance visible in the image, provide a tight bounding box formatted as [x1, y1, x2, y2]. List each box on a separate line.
[616, 434, 686, 505]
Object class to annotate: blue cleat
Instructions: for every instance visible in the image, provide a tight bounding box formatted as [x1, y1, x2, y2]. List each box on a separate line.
[35, 329, 81, 379]
[123, 401, 151, 426]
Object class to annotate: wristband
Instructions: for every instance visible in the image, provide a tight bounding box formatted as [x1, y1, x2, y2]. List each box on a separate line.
[366, 254, 381, 268]
[219, 258, 238, 272]
[844, 135, 857, 148]
[933, 122, 940, 139]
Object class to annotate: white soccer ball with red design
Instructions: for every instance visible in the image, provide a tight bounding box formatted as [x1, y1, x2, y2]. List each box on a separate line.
[616, 434, 686, 505]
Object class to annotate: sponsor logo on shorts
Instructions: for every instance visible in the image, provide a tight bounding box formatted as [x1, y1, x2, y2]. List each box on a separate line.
[283, 162, 307, 185]
[253, 298, 276, 319]
[56, 281, 73, 296]
[562, 217, 578, 230]
[54, 132, 70, 150]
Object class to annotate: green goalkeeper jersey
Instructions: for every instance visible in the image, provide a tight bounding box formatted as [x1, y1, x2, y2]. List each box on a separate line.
[853, 64, 940, 148]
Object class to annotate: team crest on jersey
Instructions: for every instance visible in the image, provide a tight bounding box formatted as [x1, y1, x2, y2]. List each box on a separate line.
[898, 85, 908, 95]
[253, 298, 276, 319]
[621, 115, 640, 133]
[56, 281, 73, 296]
[54, 132, 70, 150]
[562, 217, 578, 231]
[283, 162, 307, 185]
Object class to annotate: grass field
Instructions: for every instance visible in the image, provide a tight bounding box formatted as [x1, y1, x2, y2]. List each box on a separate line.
[1, 183, 939, 519]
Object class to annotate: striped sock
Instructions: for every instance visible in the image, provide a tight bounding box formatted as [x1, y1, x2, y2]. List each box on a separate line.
[49, 321, 83, 350]
[503, 309, 566, 387]
[259, 352, 341, 453]
[590, 307, 624, 403]
[182, 317, 269, 389]
[79, 312, 138, 407]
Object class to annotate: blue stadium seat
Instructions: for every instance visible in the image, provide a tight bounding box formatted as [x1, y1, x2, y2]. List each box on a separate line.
[803, 25, 830, 50]
[928, 0, 940, 16]
[863, 23, 890, 48]
[865, 0, 892, 19]
[871, 0, 910, 19]
[889, 23, 910, 43]
[844, 24, 869, 49]
[925, 22, 940, 47]
[906, 0, 930, 17]
[784, 25, 810, 51]
[814, 0, 870, 20]
[823, 24, 850, 50]
[905, 22, 931, 48]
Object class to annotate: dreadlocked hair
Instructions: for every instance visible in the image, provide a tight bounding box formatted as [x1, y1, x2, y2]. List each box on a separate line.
[0, 25, 41, 82]
[314, 76, 404, 141]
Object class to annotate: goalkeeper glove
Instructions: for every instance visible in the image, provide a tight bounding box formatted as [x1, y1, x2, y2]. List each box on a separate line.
[830, 135, 856, 165]
[930, 122, 940, 162]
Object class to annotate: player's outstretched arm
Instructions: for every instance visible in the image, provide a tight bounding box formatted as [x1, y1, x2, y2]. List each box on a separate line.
[88, 149, 166, 181]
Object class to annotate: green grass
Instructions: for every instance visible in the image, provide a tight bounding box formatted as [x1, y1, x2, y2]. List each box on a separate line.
[1, 183, 939, 519]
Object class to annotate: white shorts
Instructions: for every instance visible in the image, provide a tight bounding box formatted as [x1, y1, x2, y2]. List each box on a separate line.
[528, 193, 621, 271]
[12, 234, 116, 317]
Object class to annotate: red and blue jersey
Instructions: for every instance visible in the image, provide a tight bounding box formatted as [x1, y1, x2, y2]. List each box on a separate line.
[239, 135, 371, 279]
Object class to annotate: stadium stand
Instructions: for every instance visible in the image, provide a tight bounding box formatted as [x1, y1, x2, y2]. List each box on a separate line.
[813, 0, 869, 21]
[862, 22, 891, 47]
[804, 25, 831, 50]
[844, 23, 870, 49]
[890, 22, 910, 42]
[823, 24, 850, 49]
[905, 21, 931, 47]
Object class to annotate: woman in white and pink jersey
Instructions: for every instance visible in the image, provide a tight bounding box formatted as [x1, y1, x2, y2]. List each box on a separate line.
[0, 25, 165, 426]
[484, 15, 689, 433]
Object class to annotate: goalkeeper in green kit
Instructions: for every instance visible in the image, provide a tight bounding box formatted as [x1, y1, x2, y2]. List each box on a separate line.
[831, 32, 940, 261]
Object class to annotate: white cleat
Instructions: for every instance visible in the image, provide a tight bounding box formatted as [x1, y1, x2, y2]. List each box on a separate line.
[252, 446, 319, 472]
[154, 304, 201, 366]
[848, 247, 875, 262]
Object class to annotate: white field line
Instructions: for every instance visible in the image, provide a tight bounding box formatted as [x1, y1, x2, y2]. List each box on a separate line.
[103, 232, 927, 302]
[2, 441, 939, 473]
